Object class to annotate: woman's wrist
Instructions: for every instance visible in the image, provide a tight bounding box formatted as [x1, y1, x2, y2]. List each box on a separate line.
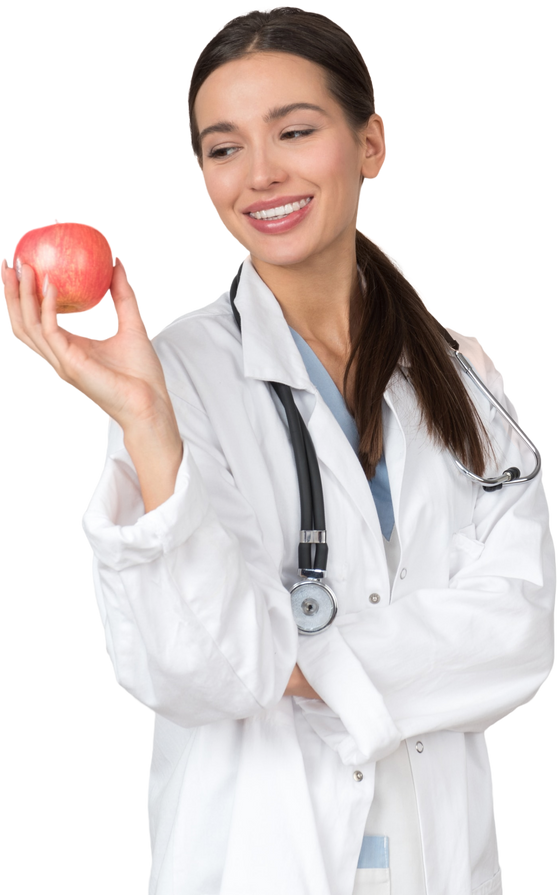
[123, 416, 184, 513]
[284, 664, 323, 700]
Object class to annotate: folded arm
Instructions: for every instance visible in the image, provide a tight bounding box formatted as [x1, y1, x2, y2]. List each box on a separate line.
[85, 406, 306, 728]
[296, 346, 555, 761]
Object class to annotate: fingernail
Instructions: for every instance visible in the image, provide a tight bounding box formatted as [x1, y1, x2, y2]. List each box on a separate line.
[43, 274, 49, 297]
[15, 257, 22, 282]
[1, 259, 6, 283]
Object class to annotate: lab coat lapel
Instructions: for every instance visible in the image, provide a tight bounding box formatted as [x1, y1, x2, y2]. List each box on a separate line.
[234, 258, 408, 555]
[310, 382, 409, 554]
[234, 258, 312, 389]
[306, 397, 385, 546]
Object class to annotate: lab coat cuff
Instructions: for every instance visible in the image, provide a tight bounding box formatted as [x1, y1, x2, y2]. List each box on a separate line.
[296, 626, 401, 766]
[82, 441, 209, 571]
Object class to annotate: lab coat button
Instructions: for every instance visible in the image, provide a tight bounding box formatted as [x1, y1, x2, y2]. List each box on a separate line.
[369, 593, 381, 604]
[400, 568, 408, 579]
[353, 770, 364, 782]
[415, 741, 424, 753]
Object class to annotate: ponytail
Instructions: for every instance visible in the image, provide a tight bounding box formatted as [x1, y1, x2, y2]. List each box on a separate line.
[350, 231, 490, 478]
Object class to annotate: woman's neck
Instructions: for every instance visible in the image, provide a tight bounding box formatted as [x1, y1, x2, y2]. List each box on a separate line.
[250, 236, 362, 400]
[250, 240, 360, 357]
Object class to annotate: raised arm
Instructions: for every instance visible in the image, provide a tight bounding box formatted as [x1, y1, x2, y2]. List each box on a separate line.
[4, 259, 309, 720]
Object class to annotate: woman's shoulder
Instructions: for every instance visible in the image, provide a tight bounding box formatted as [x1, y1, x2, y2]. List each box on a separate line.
[150, 292, 243, 408]
[152, 291, 240, 366]
[446, 327, 503, 392]
[153, 292, 237, 349]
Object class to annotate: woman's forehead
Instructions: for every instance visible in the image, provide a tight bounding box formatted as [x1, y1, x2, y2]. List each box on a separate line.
[196, 51, 328, 96]
[194, 53, 333, 130]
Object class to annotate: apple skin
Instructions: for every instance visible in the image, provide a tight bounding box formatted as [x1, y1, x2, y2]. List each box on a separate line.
[13, 222, 113, 313]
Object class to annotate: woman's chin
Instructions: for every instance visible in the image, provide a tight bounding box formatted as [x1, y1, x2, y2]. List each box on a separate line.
[249, 247, 318, 268]
[244, 232, 333, 269]
[238, 218, 357, 271]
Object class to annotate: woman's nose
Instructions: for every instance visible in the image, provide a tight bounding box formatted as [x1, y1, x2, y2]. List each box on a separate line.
[246, 146, 287, 191]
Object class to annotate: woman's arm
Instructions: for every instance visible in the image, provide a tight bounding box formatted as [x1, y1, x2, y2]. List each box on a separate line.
[284, 665, 321, 699]
[123, 419, 183, 512]
[295, 350, 554, 760]
[85, 411, 301, 727]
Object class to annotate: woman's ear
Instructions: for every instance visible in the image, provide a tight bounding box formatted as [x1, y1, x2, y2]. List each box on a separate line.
[361, 114, 386, 180]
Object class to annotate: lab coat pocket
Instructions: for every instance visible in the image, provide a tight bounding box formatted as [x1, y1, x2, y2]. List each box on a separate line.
[449, 523, 485, 578]
[352, 868, 390, 895]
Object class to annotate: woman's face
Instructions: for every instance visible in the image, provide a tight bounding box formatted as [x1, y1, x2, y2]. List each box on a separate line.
[194, 52, 385, 269]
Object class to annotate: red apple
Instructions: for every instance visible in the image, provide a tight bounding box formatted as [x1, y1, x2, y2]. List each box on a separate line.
[13, 222, 113, 313]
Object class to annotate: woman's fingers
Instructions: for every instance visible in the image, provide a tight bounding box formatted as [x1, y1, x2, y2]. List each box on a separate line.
[4, 255, 168, 423]
[3, 260, 26, 336]
[5, 255, 146, 354]
[38, 279, 80, 374]
[110, 258, 147, 335]
[5, 260, 90, 381]
[18, 264, 65, 370]
[3, 260, 48, 358]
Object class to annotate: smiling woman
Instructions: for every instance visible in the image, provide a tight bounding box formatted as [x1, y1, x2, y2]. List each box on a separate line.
[2, 6, 554, 895]
[190, 40, 491, 478]
[194, 55, 372, 261]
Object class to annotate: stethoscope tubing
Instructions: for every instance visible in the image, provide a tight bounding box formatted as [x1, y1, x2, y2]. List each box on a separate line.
[270, 380, 328, 573]
[229, 262, 542, 615]
[229, 264, 328, 578]
[452, 350, 541, 487]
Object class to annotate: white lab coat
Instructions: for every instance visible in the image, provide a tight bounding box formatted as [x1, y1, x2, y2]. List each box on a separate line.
[83, 258, 555, 895]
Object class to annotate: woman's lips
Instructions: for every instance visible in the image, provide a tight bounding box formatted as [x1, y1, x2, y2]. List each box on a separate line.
[244, 197, 314, 234]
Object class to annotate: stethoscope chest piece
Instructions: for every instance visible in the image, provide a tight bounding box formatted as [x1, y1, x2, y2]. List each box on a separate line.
[290, 578, 338, 635]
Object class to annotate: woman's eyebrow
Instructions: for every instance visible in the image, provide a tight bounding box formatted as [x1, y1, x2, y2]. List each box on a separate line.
[264, 102, 328, 121]
[198, 103, 328, 144]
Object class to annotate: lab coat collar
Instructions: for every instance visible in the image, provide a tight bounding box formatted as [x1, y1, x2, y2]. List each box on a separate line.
[233, 256, 411, 384]
[232, 256, 409, 565]
[233, 258, 324, 390]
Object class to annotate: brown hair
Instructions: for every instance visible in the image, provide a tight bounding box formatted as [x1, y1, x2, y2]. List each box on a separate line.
[188, 7, 489, 478]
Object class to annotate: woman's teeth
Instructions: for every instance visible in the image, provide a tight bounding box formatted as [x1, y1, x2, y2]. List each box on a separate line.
[249, 197, 311, 220]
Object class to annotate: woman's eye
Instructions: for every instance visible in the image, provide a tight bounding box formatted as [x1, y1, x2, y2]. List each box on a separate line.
[208, 146, 234, 158]
[283, 128, 314, 137]
[206, 129, 315, 157]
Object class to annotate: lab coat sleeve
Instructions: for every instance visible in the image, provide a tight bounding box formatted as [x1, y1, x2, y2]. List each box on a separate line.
[82, 401, 298, 729]
[296, 339, 555, 758]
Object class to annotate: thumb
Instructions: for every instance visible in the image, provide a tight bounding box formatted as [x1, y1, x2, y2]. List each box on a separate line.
[110, 257, 143, 329]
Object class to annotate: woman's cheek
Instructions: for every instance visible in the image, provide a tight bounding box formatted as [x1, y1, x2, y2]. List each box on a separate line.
[201, 176, 238, 236]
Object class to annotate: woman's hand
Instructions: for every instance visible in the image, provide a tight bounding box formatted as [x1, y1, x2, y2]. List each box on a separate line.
[3, 257, 168, 428]
[2, 257, 182, 511]
[284, 664, 323, 700]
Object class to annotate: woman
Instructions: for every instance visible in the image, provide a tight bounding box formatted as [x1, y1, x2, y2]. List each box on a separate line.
[2, 7, 554, 895]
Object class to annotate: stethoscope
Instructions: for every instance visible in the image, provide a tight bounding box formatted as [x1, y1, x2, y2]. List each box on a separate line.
[229, 265, 541, 634]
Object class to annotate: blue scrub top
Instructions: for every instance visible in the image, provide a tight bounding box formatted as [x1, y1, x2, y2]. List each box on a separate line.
[289, 327, 395, 541]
